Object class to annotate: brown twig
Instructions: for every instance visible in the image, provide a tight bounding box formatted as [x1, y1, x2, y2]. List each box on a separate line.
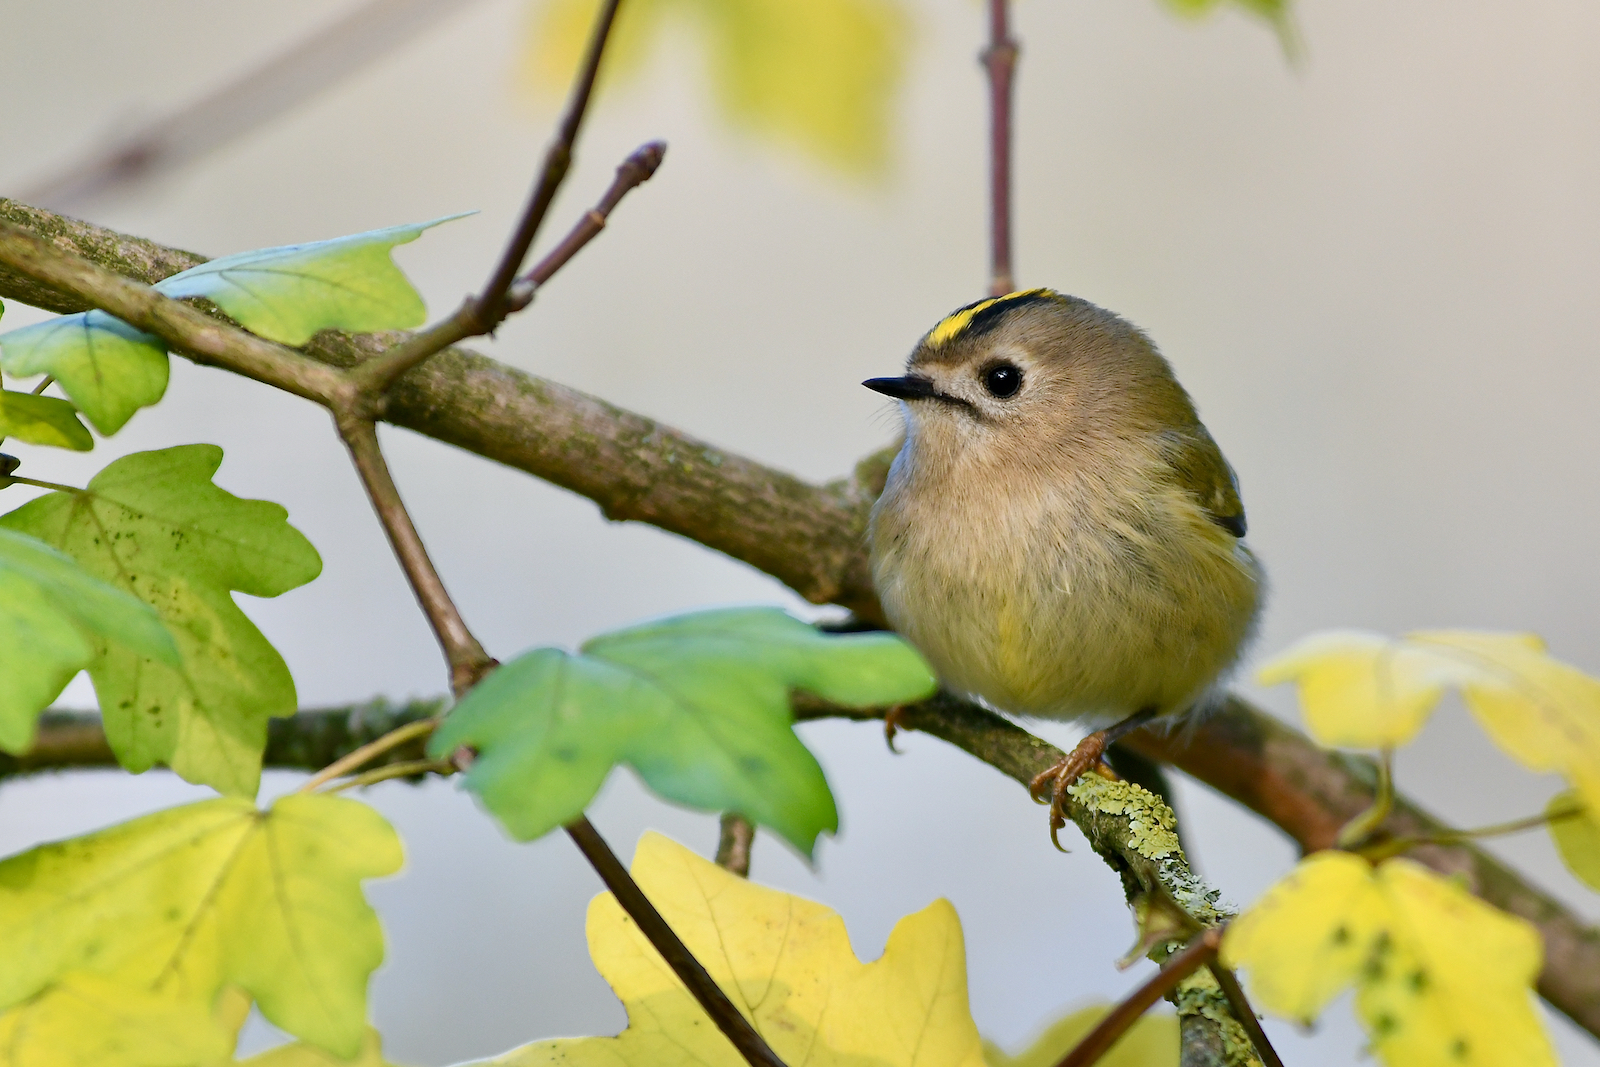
[716, 813, 755, 877]
[346, 0, 626, 399]
[1056, 930, 1221, 1067]
[335, 416, 494, 696]
[565, 816, 787, 1067]
[982, 0, 1018, 296]
[1206, 961, 1283, 1067]
[504, 140, 667, 311]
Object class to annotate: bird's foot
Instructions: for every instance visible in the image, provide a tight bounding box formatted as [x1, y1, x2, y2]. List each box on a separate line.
[1028, 730, 1117, 851]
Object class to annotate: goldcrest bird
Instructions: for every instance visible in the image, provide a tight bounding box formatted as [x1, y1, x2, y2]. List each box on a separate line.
[864, 289, 1262, 843]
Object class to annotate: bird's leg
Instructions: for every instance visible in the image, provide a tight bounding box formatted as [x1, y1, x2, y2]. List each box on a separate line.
[1029, 707, 1160, 850]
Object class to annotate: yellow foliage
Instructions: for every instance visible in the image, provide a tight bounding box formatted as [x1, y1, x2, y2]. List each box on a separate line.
[0, 973, 230, 1067]
[237, 1029, 403, 1067]
[1549, 790, 1600, 892]
[1223, 851, 1556, 1067]
[982, 1003, 1177, 1067]
[522, 0, 910, 175]
[1258, 629, 1600, 811]
[484, 831, 985, 1067]
[0, 794, 401, 1061]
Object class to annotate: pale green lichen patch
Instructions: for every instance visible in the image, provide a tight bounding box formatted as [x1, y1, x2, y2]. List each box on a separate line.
[1067, 774, 1229, 926]
[1067, 775, 1182, 858]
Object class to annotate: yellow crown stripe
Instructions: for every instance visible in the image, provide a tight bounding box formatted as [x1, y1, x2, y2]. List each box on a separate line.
[925, 288, 1055, 347]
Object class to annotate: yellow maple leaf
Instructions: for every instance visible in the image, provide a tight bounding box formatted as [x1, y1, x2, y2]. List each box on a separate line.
[522, 0, 911, 175]
[481, 831, 985, 1067]
[1258, 629, 1600, 811]
[1222, 851, 1556, 1067]
[0, 794, 401, 1060]
[0, 973, 230, 1067]
[1548, 790, 1600, 892]
[982, 1003, 1176, 1067]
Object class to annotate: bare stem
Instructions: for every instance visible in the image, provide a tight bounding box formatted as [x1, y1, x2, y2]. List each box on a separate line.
[715, 813, 755, 877]
[297, 717, 438, 793]
[504, 140, 667, 312]
[1362, 799, 1587, 863]
[982, 0, 1018, 296]
[335, 416, 494, 696]
[29, 376, 54, 395]
[565, 817, 787, 1067]
[345, 6, 643, 399]
[1055, 930, 1221, 1067]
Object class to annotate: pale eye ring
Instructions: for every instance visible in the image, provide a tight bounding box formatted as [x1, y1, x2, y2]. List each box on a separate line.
[982, 363, 1022, 398]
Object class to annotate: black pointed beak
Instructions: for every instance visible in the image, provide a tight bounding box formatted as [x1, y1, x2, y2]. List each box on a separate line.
[862, 375, 939, 401]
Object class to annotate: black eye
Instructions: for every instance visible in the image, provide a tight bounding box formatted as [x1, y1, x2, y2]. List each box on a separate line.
[982, 363, 1022, 398]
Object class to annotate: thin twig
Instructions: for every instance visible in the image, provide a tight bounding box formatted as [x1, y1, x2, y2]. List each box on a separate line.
[335, 416, 494, 696]
[715, 813, 755, 878]
[504, 140, 667, 311]
[565, 817, 787, 1067]
[1055, 930, 1221, 1067]
[297, 717, 438, 793]
[345, 0, 629, 398]
[1206, 961, 1284, 1067]
[982, 0, 1018, 296]
[29, 376, 54, 395]
[478, 0, 621, 312]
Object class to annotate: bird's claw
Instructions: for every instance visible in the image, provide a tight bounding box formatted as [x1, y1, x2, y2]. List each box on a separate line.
[883, 705, 911, 754]
[1028, 731, 1116, 850]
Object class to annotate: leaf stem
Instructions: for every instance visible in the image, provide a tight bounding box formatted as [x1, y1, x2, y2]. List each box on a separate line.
[564, 816, 788, 1067]
[323, 756, 453, 793]
[1054, 929, 1221, 1067]
[982, 0, 1017, 296]
[1205, 960, 1284, 1067]
[335, 416, 495, 696]
[1361, 799, 1587, 863]
[29, 375, 54, 395]
[1, 473, 82, 493]
[715, 813, 755, 878]
[297, 716, 438, 793]
[1336, 747, 1393, 849]
[345, 0, 630, 399]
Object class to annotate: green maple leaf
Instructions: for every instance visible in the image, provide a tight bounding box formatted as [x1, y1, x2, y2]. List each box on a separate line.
[0, 526, 177, 753]
[0, 444, 321, 796]
[0, 388, 94, 450]
[430, 607, 936, 855]
[0, 793, 402, 1060]
[0, 311, 168, 435]
[0, 216, 466, 434]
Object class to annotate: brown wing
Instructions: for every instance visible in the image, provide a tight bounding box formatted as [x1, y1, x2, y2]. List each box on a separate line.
[1161, 425, 1247, 538]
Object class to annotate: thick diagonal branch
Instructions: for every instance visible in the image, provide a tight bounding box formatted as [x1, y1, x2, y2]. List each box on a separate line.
[0, 200, 1595, 1043]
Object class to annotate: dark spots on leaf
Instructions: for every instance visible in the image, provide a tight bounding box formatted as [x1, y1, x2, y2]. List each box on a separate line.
[553, 746, 579, 763]
[1408, 969, 1429, 993]
[165, 906, 181, 922]
[1451, 1038, 1470, 1060]
[1372, 1013, 1397, 1037]
[740, 756, 767, 776]
[1330, 924, 1350, 945]
[82, 940, 101, 959]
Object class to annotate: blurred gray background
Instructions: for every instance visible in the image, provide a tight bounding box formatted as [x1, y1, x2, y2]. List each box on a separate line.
[3, 0, 1599, 1063]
